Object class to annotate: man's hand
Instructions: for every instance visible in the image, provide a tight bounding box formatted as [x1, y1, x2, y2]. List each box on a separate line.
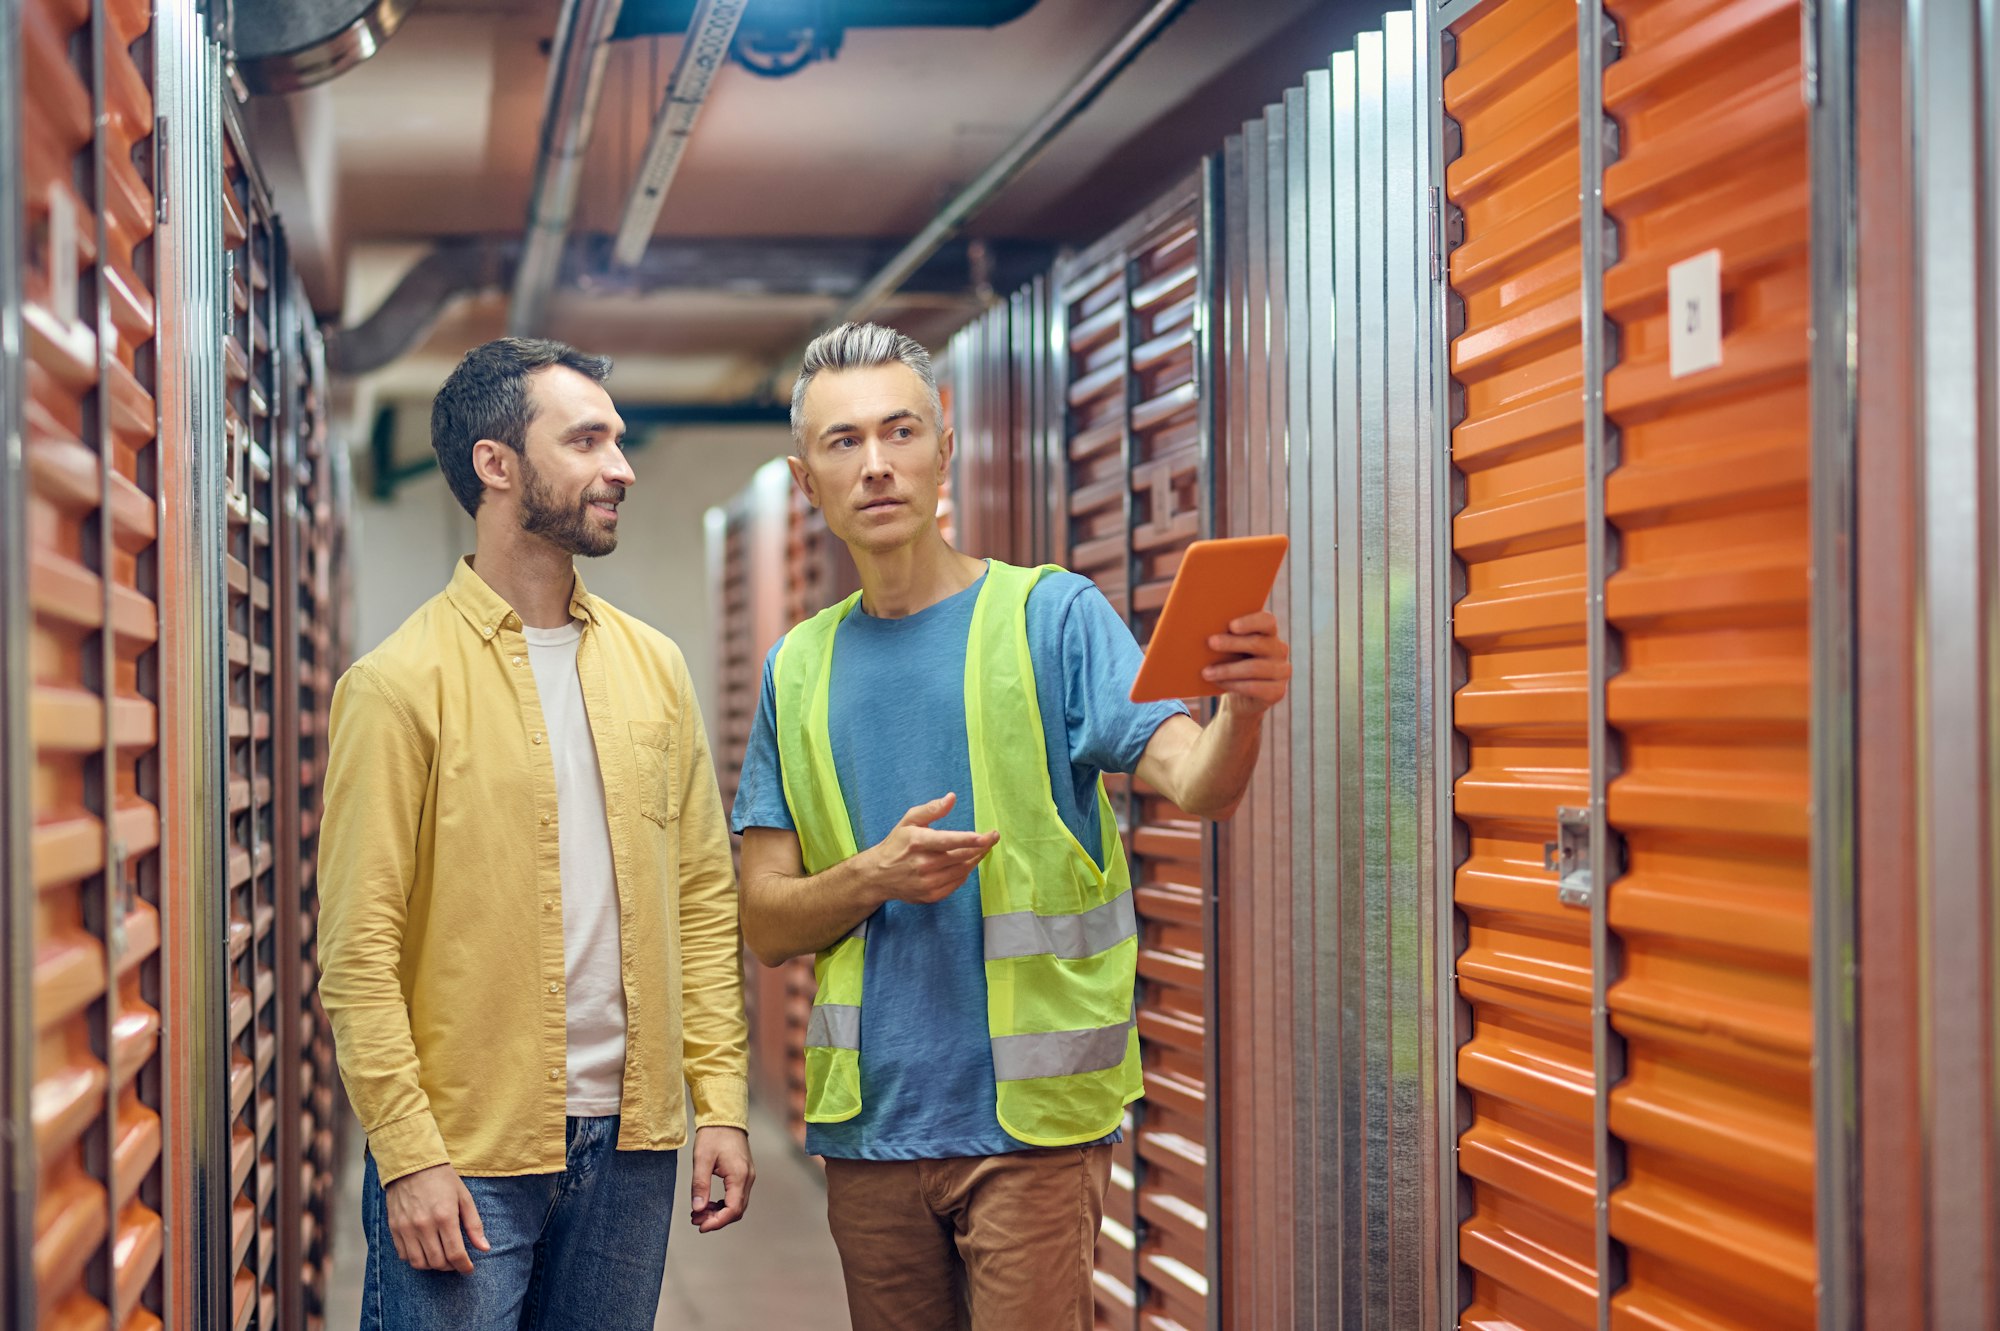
[859, 793, 999, 906]
[384, 1162, 488, 1273]
[690, 1126, 756, 1234]
[1203, 612, 1292, 717]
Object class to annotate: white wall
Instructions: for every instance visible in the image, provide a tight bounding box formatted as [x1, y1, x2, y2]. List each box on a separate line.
[347, 425, 789, 733]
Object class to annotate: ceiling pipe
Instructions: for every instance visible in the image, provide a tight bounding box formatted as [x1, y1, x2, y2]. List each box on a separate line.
[328, 234, 1056, 377]
[508, 0, 626, 336]
[611, 0, 749, 267]
[828, 0, 1196, 330]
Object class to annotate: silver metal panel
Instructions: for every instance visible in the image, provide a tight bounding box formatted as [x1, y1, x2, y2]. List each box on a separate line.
[1261, 98, 1291, 1330]
[1329, 49, 1367, 1328]
[1577, 5, 1625, 1326]
[1355, 29, 1394, 1320]
[1302, 63, 1343, 1331]
[154, 10, 234, 1325]
[1808, 0, 1859, 1325]
[0, 0, 33, 1320]
[1232, 108, 1264, 1319]
[1910, 2, 1996, 1323]
[1381, 18, 1430, 1328]
[1280, 80, 1316, 1328]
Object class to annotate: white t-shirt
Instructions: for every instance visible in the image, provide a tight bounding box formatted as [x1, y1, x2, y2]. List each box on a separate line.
[522, 620, 626, 1116]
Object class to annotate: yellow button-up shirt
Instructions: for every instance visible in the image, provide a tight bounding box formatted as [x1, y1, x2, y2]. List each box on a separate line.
[317, 558, 748, 1184]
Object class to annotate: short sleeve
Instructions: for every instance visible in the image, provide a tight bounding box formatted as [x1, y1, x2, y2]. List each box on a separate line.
[728, 645, 796, 834]
[1059, 582, 1189, 776]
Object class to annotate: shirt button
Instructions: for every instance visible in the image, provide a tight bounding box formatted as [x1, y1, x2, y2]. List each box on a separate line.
[548, 982, 560, 994]
[549, 1069, 560, 1081]
[540, 814, 551, 826]
[513, 655, 524, 667]
[532, 732, 544, 745]
[544, 898, 554, 911]
[481, 627, 494, 639]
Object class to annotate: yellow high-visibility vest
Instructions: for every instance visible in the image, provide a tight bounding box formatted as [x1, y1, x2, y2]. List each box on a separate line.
[773, 560, 1144, 1146]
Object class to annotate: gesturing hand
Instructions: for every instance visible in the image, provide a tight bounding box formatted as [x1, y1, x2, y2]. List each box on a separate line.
[384, 1162, 488, 1273]
[863, 793, 999, 906]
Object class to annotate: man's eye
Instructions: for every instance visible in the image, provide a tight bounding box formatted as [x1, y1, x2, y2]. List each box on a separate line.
[894, 428, 914, 439]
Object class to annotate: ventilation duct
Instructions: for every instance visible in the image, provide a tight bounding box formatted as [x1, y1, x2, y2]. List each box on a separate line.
[233, 0, 417, 94]
[611, 0, 1040, 76]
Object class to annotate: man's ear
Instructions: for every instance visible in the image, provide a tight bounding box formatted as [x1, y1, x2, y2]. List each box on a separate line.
[936, 425, 955, 482]
[787, 453, 821, 510]
[472, 439, 516, 494]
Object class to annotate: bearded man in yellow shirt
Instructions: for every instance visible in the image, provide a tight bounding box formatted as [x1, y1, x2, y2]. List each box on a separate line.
[317, 338, 753, 1331]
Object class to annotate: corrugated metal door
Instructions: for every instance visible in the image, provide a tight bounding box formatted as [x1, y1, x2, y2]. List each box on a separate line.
[1052, 171, 1216, 1331]
[276, 278, 343, 1330]
[1440, 1, 1598, 1326]
[1596, 3, 1817, 1327]
[944, 277, 1057, 568]
[221, 120, 281, 1331]
[18, 0, 171, 1322]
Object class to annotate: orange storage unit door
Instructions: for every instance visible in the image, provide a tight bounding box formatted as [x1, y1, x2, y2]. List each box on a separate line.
[1438, 0, 1850, 1324]
[1051, 170, 1216, 1331]
[1441, 1, 1597, 1325]
[13, 0, 171, 1324]
[1597, 2, 1817, 1327]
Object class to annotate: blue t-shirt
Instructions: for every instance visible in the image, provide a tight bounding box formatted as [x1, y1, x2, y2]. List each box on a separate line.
[730, 568, 1187, 1160]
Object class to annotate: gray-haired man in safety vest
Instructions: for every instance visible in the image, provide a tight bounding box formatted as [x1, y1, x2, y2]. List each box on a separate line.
[732, 321, 1289, 1330]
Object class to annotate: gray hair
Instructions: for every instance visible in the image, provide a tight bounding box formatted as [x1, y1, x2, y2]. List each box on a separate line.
[790, 322, 943, 448]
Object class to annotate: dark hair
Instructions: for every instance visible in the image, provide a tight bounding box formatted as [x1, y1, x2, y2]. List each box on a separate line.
[430, 338, 613, 516]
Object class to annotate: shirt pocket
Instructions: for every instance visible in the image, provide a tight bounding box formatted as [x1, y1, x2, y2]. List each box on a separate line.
[630, 720, 679, 826]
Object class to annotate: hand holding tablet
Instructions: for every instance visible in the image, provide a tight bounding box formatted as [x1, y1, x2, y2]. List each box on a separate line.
[1129, 535, 1290, 704]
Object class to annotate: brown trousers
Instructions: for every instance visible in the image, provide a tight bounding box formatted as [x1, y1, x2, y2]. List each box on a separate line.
[823, 1145, 1113, 1331]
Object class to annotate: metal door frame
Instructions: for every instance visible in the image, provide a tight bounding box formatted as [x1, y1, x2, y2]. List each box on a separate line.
[1808, 0, 1860, 1327]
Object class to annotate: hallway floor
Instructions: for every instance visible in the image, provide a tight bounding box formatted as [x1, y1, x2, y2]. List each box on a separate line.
[323, 1106, 852, 1330]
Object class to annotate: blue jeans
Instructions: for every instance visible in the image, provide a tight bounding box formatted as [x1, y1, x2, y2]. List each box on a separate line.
[360, 1116, 678, 1331]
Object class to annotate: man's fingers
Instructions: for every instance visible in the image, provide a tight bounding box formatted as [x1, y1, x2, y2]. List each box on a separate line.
[415, 1226, 447, 1272]
[441, 1223, 474, 1275]
[1204, 658, 1294, 682]
[1206, 631, 1289, 657]
[387, 1222, 411, 1267]
[458, 1185, 489, 1253]
[1227, 611, 1279, 635]
[910, 827, 999, 852]
[896, 793, 956, 828]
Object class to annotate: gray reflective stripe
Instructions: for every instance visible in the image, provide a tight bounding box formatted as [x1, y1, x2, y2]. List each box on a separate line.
[983, 890, 1138, 961]
[990, 1018, 1133, 1083]
[806, 1004, 860, 1050]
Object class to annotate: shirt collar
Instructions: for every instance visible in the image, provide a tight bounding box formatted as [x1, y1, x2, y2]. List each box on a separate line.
[445, 556, 599, 641]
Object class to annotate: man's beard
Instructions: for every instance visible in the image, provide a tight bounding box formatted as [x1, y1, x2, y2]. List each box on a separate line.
[520, 454, 620, 558]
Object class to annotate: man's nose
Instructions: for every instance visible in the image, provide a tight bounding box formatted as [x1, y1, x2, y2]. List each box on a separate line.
[604, 443, 636, 487]
[858, 436, 892, 479]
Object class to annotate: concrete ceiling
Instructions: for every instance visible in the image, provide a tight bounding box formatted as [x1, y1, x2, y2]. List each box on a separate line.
[248, 0, 1374, 435]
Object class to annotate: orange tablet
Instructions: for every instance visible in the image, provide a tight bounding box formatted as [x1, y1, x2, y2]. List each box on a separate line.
[1129, 535, 1290, 703]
